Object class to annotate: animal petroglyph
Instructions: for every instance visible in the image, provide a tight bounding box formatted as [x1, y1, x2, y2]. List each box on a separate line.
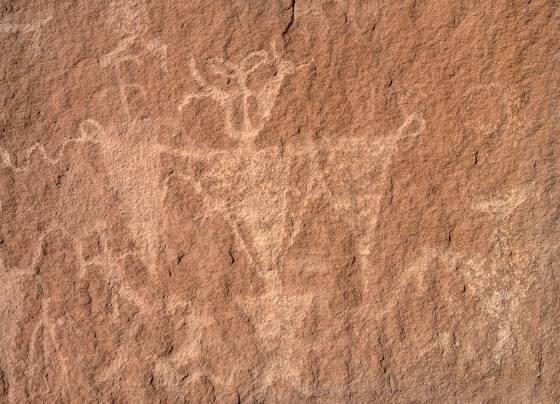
[384, 242, 534, 369]
[0, 13, 52, 54]
[386, 185, 535, 367]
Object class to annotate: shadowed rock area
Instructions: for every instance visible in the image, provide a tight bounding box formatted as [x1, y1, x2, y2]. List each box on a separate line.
[1, 0, 559, 402]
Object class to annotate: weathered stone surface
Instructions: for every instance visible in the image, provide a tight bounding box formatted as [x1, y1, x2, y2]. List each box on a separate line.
[1, 0, 559, 402]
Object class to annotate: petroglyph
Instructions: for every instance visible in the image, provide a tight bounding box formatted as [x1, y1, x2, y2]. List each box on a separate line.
[2, 222, 155, 402]
[382, 185, 536, 367]
[25, 26, 423, 306]
[2, 0, 558, 400]
[442, 249, 531, 366]
[472, 184, 531, 221]
[382, 245, 533, 368]
[178, 44, 310, 143]
[165, 111, 423, 276]
[468, 184, 534, 303]
[176, 48, 424, 275]
[238, 284, 314, 387]
[3, 29, 423, 334]
[167, 94, 424, 399]
[0, 13, 52, 54]
[5, 226, 76, 400]
[99, 36, 167, 120]
[78, 118, 166, 277]
[87, 20, 170, 275]
[0, 133, 93, 173]
[150, 107, 423, 396]
[26, 311, 71, 391]
[468, 185, 535, 365]
[149, 310, 226, 393]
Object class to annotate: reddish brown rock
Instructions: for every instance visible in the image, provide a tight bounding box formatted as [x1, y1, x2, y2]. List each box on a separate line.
[1, 0, 559, 402]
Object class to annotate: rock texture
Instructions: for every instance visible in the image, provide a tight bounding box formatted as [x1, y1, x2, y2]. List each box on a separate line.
[1, 0, 559, 402]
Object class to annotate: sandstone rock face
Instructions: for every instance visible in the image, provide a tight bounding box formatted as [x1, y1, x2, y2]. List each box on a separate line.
[1, 0, 559, 402]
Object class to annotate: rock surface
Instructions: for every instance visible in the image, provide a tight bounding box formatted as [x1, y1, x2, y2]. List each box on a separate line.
[1, 0, 559, 402]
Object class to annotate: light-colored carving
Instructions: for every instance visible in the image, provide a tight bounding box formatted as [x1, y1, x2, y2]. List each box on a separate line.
[442, 248, 531, 366]
[178, 44, 310, 144]
[6, 225, 75, 398]
[237, 282, 314, 388]
[3, 24, 425, 392]
[164, 100, 424, 396]
[0, 132, 92, 173]
[176, 49, 423, 275]
[387, 185, 536, 367]
[163, 110, 423, 277]
[0, 13, 52, 54]
[472, 184, 531, 221]
[378, 246, 528, 367]
[86, 18, 170, 275]
[79, 118, 167, 277]
[2, 222, 155, 402]
[152, 310, 223, 389]
[467, 185, 534, 365]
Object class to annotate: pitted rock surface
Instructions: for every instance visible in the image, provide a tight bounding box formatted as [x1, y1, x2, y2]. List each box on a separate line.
[1, 0, 559, 402]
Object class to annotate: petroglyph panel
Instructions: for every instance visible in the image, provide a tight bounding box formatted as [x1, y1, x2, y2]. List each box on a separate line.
[1, 0, 559, 402]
